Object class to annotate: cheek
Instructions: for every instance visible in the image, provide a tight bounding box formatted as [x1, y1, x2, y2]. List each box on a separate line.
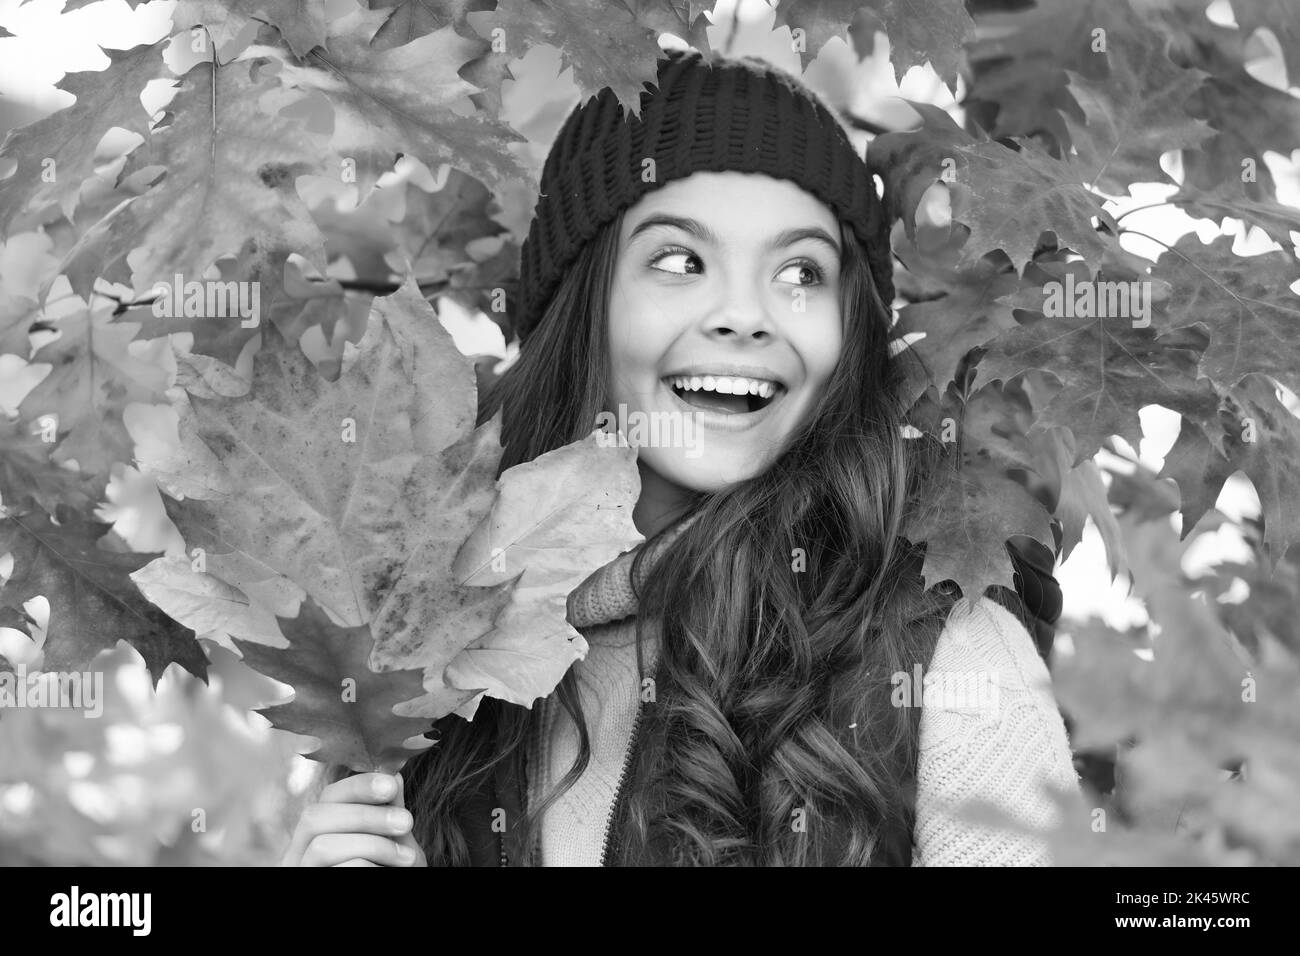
[794, 304, 844, 392]
[607, 285, 655, 404]
[608, 276, 680, 392]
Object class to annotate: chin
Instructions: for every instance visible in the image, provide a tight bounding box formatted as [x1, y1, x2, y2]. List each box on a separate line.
[639, 445, 771, 493]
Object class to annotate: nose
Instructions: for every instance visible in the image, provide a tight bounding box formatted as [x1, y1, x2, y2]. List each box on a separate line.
[703, 269, 776, 343]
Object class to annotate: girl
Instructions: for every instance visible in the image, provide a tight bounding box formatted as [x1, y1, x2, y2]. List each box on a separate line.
[282, 47, 1080, 867]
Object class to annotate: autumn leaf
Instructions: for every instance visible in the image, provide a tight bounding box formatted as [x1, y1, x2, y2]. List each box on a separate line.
[442, 428, 643, 716]
[1232, 0, 1300, 87]
[0, 418, 102, 516]
[366, 0, 497, 50]
[276, 8, 531, 198]
[0, 504, 208, 685]
[1158, 373, 1300, 565]
[0, 42, 172, 237]
[891, 226, 1019, 401]
[18, 303, 172, 481]
[233, 597, 435, 772]
[173, 0, 332, 60]
[1062, 27, 1212, 194]
[1026, 425, 1123, 577]
[903, 383, 1055, 603]
[1169, 185, 1300, 251]
[59, 57, 328, 299]
[1182, 67, 1300, 202]
[777, 0, 972, 86]
[964, 0, 1133, 150]
[867, 102, 1115, 273]
[1148, 234, 1300, 395]
[973, 261, 1221, 466]
[162, 274, 509, 717]
[130, 553, 293, 653]
[467, 0, 665, 115]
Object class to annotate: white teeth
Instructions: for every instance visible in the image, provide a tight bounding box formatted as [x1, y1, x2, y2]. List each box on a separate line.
[667, 374, 780, 396]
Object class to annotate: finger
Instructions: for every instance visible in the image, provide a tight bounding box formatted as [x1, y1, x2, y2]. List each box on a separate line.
[390, 773, 427, 865]
[301, 833, 419, 868]
[319, 772, 402, 806]
[295, 801, 414, 843]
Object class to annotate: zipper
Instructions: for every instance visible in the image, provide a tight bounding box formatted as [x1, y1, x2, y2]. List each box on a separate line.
[599, 697, 645, 866]
[599, 655, 661, 866]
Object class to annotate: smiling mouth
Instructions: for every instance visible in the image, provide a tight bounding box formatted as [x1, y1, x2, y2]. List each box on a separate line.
[663, 374, 786, 414]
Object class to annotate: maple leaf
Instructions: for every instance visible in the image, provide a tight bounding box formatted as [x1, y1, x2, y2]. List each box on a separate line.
[1182, 67, 1300, 202]
[1062, 29, 1212, 194]
[0, 42, 171, 238]
[173, 0, 332, 60]
[964, 0, 1131, 150]
[1232, 0, 1300, 87]
[18, 303, 172, 481]
[773, 0, 972, 88]
[891, 226, 1020, 401]
[0, 418, 102, 516]
[973, 260, 1221, 467]
[130, 553, 292, 653]
[0, 504, 208, 685]
[466, 0, 664, 115]
[1158, 373, 1300, 566]
[903, 383, 1055, 603]
[276, 9, 531, 198]
[366, 0, 497, 49]
[1148, 234, 1300, 395]
[394, 167, 511, 283]
[164, 275, 506, 717]
[233, 597, 435, 772]
[1026, 425, 1123, 577]
[1169, 185, 1300, 251]
[442, 428, 643, 716]
[59, 58, 328, 298]
[867, 103, 1115, 273]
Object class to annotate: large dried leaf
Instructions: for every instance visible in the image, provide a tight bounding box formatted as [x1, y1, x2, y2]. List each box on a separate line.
[444, 429, 643, 716]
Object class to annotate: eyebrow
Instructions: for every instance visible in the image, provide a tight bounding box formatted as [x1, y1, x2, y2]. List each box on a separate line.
[627, 213, 842, 258]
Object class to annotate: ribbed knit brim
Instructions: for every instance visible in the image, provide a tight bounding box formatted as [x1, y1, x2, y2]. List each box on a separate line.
[515, 47, 894, 342]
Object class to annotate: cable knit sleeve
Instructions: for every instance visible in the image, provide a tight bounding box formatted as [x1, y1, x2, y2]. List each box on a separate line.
[911, 596, 1081, 866]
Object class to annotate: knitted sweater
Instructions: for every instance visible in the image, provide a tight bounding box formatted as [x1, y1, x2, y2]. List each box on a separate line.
[525, 529, 1082, 866]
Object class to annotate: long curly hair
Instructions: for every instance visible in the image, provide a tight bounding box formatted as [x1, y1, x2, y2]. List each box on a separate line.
[397, 200, 968, 865]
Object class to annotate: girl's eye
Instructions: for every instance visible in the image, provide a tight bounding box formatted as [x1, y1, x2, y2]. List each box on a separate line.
[647, 247, 827, 286]
[776, 260, 826, 286]
[648, 245, 702, 276]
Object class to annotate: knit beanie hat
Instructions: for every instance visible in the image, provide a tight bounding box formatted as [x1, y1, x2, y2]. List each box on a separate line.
[514, 46, 894, 342]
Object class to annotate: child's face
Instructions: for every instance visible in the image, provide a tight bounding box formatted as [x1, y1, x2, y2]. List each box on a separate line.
[607, 170, 844, 497]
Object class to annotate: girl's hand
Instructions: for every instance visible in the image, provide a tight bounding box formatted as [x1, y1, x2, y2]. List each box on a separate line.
[280, 771, 427, 867]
